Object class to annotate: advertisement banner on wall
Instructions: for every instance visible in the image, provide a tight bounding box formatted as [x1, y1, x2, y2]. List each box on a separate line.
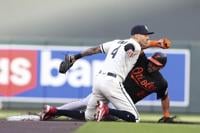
[0, 45, 190, 107]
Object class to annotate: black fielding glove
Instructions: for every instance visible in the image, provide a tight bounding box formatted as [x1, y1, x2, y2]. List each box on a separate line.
[59, 54, 74, 74]
[158, 116, 177, 123]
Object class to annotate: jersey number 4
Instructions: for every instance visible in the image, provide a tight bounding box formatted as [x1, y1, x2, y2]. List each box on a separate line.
[111, 45, 121, 58]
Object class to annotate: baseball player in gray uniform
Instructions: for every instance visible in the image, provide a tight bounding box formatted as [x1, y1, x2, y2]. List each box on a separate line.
[59, 25, 154, 122]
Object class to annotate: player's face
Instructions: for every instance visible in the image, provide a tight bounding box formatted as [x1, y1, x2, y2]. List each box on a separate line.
[147, 62, 162, 73]
[137, 34, 150, 48]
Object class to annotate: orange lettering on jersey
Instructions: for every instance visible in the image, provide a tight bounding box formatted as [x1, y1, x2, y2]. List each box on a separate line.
[130, 67, 156, 91]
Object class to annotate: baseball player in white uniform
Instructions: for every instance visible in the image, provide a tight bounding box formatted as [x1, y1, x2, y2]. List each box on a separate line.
[85, 39, 142, 121]
[85, 25, 154, 122]
[58, 25, 154, 122]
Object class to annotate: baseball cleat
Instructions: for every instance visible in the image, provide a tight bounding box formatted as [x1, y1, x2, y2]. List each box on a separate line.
[95, 101, 109, 122]
[41, 105, 57, 121]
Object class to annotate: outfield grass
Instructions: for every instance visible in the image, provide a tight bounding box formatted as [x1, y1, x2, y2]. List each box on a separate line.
[75, 113, 200, 133]
[141, 113, 200, 123]
[75, 122, 200, 133]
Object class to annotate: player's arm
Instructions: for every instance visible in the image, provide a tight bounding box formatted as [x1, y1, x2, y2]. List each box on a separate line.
[70, 46, 101, 63]
[156, 80, 176, 123]
[161, 95, 170, 118]
[72, 39, 116, 61]
[59, 40, 114, 74]
[158, 81, 170, 118]
[158, 94, 177, 123]
[142, 38, 171, 49]
[59, 46, 102, 74]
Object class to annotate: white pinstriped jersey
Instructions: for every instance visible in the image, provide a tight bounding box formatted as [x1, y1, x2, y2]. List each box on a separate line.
[99, 38, 141, 81]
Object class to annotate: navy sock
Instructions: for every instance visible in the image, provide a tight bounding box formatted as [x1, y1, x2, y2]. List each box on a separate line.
[109, 109, 136, 122]
[56, 110, 85, 120]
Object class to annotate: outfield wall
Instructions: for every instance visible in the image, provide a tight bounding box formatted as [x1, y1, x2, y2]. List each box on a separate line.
[0, 41, 200, 114]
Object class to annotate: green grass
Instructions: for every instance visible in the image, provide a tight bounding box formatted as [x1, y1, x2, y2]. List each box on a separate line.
[75, 113, 200, 133]
[75, 122, 200, 133]
[1, 109, 200, 133]
[141, 113, 200, 123]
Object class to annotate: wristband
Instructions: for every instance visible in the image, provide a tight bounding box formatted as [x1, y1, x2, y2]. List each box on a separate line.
[74, 53, 82, 60]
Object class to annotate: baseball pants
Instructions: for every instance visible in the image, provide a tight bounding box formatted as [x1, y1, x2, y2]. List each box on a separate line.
[85, 73, 140, 122]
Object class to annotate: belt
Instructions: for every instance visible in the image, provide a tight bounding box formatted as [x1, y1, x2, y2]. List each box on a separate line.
[107, 72, 117, 78]
[99, 70, 117, 78]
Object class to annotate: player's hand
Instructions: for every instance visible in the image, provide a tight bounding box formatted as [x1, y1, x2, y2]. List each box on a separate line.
[59, 54, 75, 74]
[147, 38, 172, 49]
[158, 115, 177, 123]
[158, 38, 172, 49]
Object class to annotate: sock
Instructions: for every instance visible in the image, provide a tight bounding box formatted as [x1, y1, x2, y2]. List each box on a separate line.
[56, 110, 85, 120]
[109, 109, 136, 122]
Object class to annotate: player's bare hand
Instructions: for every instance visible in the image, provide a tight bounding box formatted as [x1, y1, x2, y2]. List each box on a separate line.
[158, 38, 171, 49]
[146, 38, 171, 49]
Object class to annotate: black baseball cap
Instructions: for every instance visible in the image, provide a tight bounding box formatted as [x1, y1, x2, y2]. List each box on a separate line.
[131, 25, 154, 35]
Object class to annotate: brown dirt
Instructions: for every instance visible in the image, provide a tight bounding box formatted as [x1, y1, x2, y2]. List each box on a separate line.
[0, 120, 85, 133]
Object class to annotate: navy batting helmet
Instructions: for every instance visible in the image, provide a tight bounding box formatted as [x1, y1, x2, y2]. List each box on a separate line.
[148, 52, 167, 67]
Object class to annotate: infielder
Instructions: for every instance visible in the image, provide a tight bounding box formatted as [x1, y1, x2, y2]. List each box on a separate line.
[42, 52, 174, 123]
[42, 25, 171, 122]
[80, 25, 154, 122]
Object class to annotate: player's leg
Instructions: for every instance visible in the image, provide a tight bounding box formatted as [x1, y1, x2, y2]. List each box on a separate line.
[41, 94, 91, 120]
[54, 95, 91, 120]
[108, 109, 137, 122]
[41, 105, 86, 120]
[57, 94, 91, 110]
[108, 82, 140, 122]
[85, 76, 108, 121]
[100, 79, 140, 122]
[55, 110, 85, 120]
[84, 92, 107, 121]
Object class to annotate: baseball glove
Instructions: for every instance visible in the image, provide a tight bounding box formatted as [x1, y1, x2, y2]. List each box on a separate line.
[158, 115, 177, 123]
[59, 54, 74, 74]
[161, 37, 172, 49]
